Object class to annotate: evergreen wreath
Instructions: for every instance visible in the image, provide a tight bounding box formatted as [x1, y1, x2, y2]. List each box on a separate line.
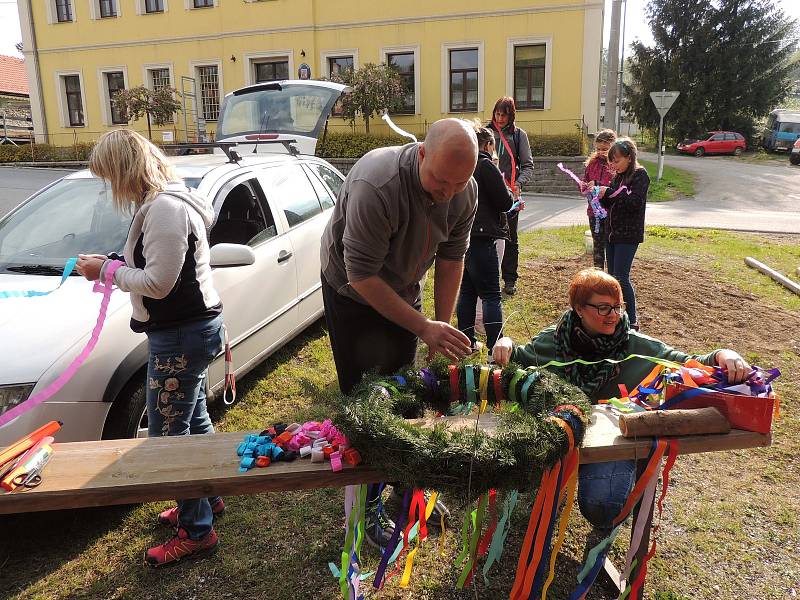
[335, 358, 592, 496]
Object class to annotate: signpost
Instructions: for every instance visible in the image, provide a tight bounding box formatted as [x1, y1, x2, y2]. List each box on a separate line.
[650, 90, 680, 181]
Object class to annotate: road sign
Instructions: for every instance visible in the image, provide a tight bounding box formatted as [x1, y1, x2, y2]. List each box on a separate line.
[650, 90, 680, 117]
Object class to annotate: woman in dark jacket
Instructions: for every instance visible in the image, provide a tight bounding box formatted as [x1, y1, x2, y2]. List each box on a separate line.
[598, 137, 650, 330]
[457, 125, 514, 351]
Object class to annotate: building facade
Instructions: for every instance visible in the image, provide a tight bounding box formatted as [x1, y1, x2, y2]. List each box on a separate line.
[17, 0, 604, 144]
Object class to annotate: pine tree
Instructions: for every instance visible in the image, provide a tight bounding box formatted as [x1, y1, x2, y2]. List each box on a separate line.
[624, 0, 797, 141]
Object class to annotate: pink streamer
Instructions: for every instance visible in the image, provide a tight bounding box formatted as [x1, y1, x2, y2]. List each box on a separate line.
[556, 162, 631, 198]
[0, 261, 124, 428]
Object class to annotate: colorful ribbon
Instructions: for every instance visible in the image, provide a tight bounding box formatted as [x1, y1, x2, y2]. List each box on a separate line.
[0, 260, 123, 428]
[0, 257, 77, 298]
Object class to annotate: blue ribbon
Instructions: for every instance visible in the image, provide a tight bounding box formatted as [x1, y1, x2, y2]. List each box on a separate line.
[0, 257, 78, 298]
[465, 366, 477, 406]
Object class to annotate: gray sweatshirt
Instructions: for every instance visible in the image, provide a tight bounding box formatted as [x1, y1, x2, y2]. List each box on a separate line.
[320, 143, 478, 305]
[102, 182, 221, 332]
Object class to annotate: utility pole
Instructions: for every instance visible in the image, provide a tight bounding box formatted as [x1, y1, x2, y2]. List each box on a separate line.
[616, 0, 628, 133]
[604, 0, 623, 129]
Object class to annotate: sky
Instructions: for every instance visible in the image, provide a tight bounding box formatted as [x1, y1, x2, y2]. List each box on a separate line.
[1, 0, 799, 59]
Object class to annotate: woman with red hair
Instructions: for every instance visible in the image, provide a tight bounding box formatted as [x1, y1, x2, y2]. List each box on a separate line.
[493, 268, 749, 529]
[487, 97, 534, 296]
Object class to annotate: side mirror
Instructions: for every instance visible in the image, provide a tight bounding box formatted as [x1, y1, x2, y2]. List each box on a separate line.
[210, 243, 255, 268]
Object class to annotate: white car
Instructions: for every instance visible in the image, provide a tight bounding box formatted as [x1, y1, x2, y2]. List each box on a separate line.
[0, 81, 348, 445]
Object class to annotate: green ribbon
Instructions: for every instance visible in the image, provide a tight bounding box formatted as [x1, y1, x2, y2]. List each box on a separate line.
[465, 366, 477, 405]
[482, 489, 520, 585]
[457, 493, 489, 588]
[509, 369, 526, 404]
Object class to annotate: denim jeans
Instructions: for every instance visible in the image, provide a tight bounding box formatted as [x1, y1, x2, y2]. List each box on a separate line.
[457, 237, 504, 350]
[146, 313, 224, 540]
[577, 459, 637, 529]
[501, 210, 519, 286]
[588, 215, 607, 271]
[606, 242, 639, 324]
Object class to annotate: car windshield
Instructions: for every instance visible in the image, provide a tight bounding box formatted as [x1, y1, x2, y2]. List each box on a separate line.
[0, 178, 131, 271]
[779, 122, 800, 134]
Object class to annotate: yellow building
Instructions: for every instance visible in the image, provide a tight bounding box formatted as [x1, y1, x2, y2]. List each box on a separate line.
[16, 0, 604, 144]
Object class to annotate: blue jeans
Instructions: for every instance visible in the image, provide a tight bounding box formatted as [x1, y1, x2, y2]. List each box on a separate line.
[457, 238, 504, 350]
[577, 460, 636, 529]
[146, 314, 224, 540]
[606, 242, 639, 324]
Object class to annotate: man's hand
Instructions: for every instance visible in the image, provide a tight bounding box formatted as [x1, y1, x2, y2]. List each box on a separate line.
[715, 349, 751, 384]
[492, 336, 514, 366]
[420, 319, 472, 362]
[75, 254, 105, 282]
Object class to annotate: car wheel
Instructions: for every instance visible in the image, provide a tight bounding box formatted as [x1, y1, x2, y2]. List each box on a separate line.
[694, 147, 705, 157]
[734, 147, 743, 157]
[791, 154, 800, 166]
[102, 372, 149, 440]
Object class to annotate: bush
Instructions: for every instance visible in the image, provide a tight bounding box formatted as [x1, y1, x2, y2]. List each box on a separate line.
[0, 142, 94, 162]
[316, 132, 413, 159]
[528, 133, 584, 156]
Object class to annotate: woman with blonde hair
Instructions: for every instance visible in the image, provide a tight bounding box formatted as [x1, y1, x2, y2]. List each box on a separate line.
[76, 129, 225, 567]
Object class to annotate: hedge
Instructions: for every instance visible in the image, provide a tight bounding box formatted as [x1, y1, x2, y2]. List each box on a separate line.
[0, 142, 94, 163]
[316, 131, 585, 159]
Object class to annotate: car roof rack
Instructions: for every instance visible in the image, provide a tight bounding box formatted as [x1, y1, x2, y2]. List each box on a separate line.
[161, 139, 300, 163]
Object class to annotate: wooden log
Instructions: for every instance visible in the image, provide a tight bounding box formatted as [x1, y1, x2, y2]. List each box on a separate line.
[619, 407, 730, 438]
[745, 256, 800, 296]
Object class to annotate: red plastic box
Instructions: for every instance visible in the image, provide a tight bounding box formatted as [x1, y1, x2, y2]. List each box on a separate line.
[664, 383, 777, 434]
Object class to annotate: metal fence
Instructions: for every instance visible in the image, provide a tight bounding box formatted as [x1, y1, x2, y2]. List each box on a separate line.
[323, 117, 587, 139]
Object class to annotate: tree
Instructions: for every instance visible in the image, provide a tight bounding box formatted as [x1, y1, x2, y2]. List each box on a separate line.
[624, 0, 798, 142]
[328, 63, 405, 134]
[112, 85, 182, 140]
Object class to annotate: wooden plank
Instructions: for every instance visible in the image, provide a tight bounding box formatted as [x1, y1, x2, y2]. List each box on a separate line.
[0, 408, 770, 515]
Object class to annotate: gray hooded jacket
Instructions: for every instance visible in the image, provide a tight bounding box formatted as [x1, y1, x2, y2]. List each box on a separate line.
[101, 182, 221, 332]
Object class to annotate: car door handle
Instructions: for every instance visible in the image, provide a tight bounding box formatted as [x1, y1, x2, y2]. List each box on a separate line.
[277, 250, 293, 263]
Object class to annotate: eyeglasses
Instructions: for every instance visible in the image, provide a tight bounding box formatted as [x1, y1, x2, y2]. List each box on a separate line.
[584, 302, 626, 316]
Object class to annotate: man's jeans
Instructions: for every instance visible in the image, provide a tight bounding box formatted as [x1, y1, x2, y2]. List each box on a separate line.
[146, 314, 224, 540]
[457, 237, 504, 350]
[578, 459, 637, 529]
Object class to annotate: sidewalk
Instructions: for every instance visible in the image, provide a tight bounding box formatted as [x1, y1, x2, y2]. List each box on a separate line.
[518, 194, 800, 234]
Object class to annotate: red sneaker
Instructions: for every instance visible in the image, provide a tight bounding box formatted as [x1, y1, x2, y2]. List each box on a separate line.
[158, 498, 225, 527]
[144, 527, 218, 567]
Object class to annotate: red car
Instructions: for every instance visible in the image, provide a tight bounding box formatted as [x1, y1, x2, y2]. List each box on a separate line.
[677, 131, 747, 157]
[790, 138, 800, 165]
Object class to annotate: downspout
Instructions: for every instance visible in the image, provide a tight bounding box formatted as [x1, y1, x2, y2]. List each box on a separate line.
[22, 0, 48, 140]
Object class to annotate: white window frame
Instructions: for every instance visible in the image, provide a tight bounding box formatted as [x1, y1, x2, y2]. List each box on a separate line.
[54, 70, 87, 128]
[46, 0, 76, 24]
[135, 0, 168, 15]
[243, 51, 294, 86]
[143, 62, 175, 123]
[380, 45, 421, 115]
[441, 41, 484, 115]
[320, 49, 360, 78]
[506, 36, 553, 111]
[190, 59, 224, 122]
[89, 0, 121, 19]
[97, 66, 128, 126]
[183, 0, 217, 10]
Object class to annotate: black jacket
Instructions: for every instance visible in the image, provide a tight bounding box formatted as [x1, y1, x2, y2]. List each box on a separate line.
[471, 151, 514, 240]
[601, 166, 649, 244]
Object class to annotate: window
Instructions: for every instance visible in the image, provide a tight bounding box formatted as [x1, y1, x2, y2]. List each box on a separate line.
[449, 48, 478, 112]
[145, 0, 164, 13]
[198, 65, 220, 121]
[303, 165, 335, 210]
[387, 52, 415, 115]
[193, 0, 213, 6]
[106, 71, 126, 125]
[55, 0, 73, 22]
[210, 179, 276, 247]
[149, 68, 171, 91]
[724, 133, 736, 141]
[711, 134, 725, 141]
[514, 45, 546, 110]
[255, 61, 289, 83]
[263, 165, 322, 227]
[63, 75, 84, 126]
[99, 0, 116, 17]
[308, 163, 344, 200]
[327, 56, 353, 77]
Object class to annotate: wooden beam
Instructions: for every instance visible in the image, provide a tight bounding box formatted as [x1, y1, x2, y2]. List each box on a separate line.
[0, 408, 770, 515]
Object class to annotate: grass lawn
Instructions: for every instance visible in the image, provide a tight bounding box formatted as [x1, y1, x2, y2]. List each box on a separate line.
[639, 160, 695, 202]
[2, 227, 799, 600]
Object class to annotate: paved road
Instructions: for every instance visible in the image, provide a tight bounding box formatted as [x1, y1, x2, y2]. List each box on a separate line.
[0, 167, 75, 217]
[520, 152, 800, 234]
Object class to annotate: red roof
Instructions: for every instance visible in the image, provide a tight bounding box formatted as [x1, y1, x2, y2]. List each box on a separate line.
[0, 55, 29, 96]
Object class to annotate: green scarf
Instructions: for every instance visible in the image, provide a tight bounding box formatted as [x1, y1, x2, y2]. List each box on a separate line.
[553, 309, 630, 397]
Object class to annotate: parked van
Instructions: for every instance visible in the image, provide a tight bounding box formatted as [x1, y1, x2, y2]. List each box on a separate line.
[762, 109, 800, 151]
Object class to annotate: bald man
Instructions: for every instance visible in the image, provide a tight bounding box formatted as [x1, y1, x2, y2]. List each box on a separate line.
[321, 118, 478, 396]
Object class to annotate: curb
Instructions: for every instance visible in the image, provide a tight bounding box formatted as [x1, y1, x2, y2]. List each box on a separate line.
[0, 161, 86, 168]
